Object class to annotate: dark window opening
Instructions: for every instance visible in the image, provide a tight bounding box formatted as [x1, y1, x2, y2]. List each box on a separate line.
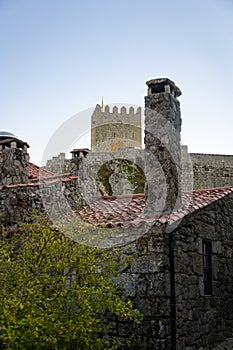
[203, 240, 212, 295]
[151, 84, 165, 94]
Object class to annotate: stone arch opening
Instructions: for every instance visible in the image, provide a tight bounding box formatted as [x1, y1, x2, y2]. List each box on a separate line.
[96, 159, 145, 196]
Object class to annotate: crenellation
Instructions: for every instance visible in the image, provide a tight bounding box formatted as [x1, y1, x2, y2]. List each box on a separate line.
[120, 106, 126, 115]
[104, 105, 109, 113]
[112, 105, 118, 114]
[129, 106, 134, 115]
[91, 104, 142, 126]
[91, 103, 142, 152]
[95, 104, 101, 112]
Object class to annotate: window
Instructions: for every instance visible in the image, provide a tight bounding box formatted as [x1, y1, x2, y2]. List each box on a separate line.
[151, 84, 165, 94]
[203, 240, 212, 295]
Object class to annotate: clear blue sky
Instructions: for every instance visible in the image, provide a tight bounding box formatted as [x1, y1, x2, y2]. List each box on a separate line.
[1, 0, 233, 165]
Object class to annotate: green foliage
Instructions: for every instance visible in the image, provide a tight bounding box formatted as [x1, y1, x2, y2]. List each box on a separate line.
[0, 219, 142, 349]
[96, 159, 145, 196]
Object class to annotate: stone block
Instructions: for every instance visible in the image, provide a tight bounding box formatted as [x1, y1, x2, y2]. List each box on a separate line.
[191, 253, 203, 275]
[131, 255, 164, 274]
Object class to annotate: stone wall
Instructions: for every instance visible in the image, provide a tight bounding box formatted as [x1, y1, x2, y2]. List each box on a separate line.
[190, 153, 233, 189]
[111, 224, 172, 349]
[44, 149, 233, 193]
[70, 156, 99, 204]
[111, 192, 233, 349]
[174, 192, 233, 349]
[0, 177, 80, 226]
[91, 127, 141, 153]
[45, 152, 70, 174]
[91, 105, 142, 152]
[84, 149, 145, 196]
[43, 143, 233, 200]
[181, 145, 194, 191]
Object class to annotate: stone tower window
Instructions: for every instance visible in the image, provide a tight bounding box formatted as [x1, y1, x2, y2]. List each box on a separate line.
[151, 84, 165, 94]
[203, 240, 213, 295]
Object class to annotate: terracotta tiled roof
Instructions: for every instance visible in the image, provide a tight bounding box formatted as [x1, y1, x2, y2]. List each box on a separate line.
[28, 162, 54, 179]
[0, 167, 78, 190]
[0, 176, 78, 190]
[77, 187, 233, 228]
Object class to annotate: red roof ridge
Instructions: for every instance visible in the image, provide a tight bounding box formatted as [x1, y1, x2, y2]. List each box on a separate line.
[0, 174, 78, 190]
[101, 193, 144, 200]
[28, 162, 54, 179]
[77, 187, 233, 228]
[183, 186, 233, 194]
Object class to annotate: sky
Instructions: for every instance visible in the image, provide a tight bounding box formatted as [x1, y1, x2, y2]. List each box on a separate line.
[1, 0, 233, 165]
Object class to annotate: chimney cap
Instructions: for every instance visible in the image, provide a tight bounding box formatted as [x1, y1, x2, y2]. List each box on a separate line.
[0, 131, 29, 148]
[70, 148, 90, 154]
[146, 78, 182, 97]
[0, 131, 18, 140]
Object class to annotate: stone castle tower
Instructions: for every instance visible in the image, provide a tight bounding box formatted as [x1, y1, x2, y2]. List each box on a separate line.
[144, 78, 182, 215]
[91, 104, 142, 152]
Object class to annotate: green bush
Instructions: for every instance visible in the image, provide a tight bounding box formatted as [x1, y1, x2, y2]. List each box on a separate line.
[0, 219, 142, 349]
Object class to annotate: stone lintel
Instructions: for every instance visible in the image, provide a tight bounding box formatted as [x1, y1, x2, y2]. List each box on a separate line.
[0, 138, 30, 149]
[146, 77, 182, 98]
[70, 148, 90, 158]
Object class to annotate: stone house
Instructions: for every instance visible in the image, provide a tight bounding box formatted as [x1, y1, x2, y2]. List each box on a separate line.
[0, 78, 233, 349]
[78, 187, 233, 349]
[76, 78, 233, 349]
[0, 131, 79, 225]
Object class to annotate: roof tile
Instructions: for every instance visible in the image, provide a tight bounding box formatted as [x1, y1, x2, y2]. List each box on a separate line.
[28, 162, 54, 179]
[77, 187, 233, 228]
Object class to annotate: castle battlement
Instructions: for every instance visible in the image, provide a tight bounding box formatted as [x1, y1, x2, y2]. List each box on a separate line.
[91, 104, 142, 152]
[92, 104, 141, 127]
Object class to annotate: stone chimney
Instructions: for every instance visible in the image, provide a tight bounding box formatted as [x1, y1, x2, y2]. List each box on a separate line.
[70, 148, 90, 175]
[0, 132, 29, 185]
[70, 148, 99, 204]
[144, 78, 182, 216]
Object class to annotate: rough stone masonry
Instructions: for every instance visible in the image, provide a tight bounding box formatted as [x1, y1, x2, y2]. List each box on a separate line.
[144, 78, 182, 216]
